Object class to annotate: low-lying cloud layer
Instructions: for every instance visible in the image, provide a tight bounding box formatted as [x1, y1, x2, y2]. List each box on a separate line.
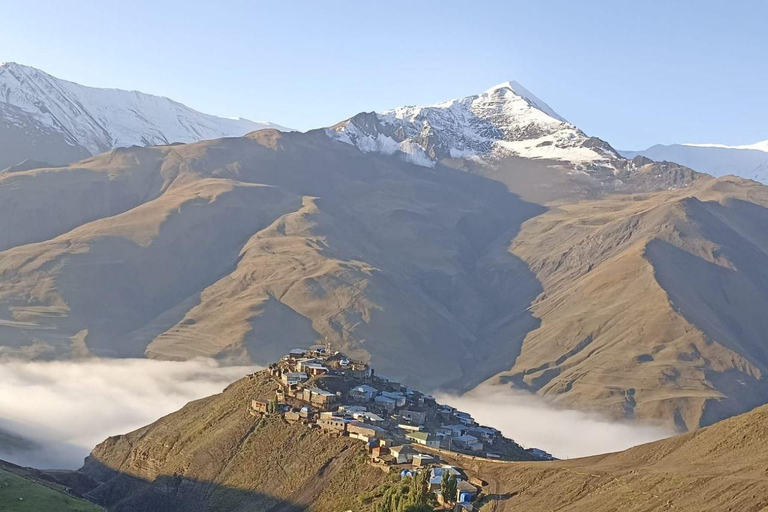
[0, 358, 258, 469]
[437, 386, 675, 459]
[1, 359, 675, 469]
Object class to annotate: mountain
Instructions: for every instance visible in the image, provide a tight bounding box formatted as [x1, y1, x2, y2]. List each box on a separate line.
[622, 140, 768, 184]
[0, 81, 767, 430]
[60, 369, 768, 512]
[76, 371, 389, 512]
[329, 81, 619, 170]
[442, 399, 768, 511]
[0, 62, 287, 169]
[484, 175, 768, 430]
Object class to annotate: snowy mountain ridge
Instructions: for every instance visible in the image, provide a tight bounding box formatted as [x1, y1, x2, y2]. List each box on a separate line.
[328, 80, 621, 170]
[622, 138, 768, 185]
[682, 139, 768, 153]
[0, 62, 287, 162]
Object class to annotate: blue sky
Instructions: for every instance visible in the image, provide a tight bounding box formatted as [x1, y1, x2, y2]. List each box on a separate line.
[1, 0, 765, 149]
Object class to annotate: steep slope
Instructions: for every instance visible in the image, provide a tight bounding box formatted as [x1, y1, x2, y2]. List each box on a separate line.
[452, 401, 768, 511]
[0, 130, 545, 392]
[622, 141, 768, 184]
[0, 460, 103, 512]
[0, 81, 765, 429]
[486, 176, 768, 429]
[77, 374, 768, 512]
[78, 372, 386, 512]
[0, 62, 286, 169]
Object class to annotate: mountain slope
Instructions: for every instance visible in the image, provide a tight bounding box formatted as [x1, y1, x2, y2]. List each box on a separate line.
[449, 400, 768, 511]
[0, 460, 103, 512]
[0, 62, 286, 169]
[485, 176, 768, 429]
[622, 141, 768, 184]
[0, 131, 545, 392]
[77, 372, 768, 512]
[78, 371, 386, 512]
[0, 82, 766, 429]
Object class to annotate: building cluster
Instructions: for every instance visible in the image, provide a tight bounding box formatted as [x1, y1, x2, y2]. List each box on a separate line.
[250, 346, 553, 509]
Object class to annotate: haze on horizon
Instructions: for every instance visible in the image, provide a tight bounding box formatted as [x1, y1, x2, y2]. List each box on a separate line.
[0, 0, 766, 150]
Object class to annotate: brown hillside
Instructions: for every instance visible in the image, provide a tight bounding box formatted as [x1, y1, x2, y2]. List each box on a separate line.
[79, 371, 386, 512]
[487, 176, 768, 429]
[449, 400, 768, 511]
[0, 129, 767, 428]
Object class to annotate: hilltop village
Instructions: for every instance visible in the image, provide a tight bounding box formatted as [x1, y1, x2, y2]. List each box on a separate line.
[248, 346, 553, 509]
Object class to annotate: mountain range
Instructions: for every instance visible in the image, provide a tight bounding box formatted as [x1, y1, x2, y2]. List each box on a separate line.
[0, 62, 287, 169]
[623, 139, 768, 184]
[1, 65, 768, 433]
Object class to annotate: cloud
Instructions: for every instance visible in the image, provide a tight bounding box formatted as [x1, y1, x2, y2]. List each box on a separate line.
[0, 358, 258, 469]
[436, 385, 675, 459]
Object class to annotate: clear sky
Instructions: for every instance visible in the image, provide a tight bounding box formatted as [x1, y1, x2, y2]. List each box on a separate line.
[0, 0, 765, 149]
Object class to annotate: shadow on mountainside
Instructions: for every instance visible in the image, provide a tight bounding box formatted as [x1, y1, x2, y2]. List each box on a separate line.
[0, 130, 547, 395]
[42, 459, 311, 512]
[646, 197, 768, 426]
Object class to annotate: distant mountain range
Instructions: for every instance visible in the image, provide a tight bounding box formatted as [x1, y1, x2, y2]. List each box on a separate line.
[622, 139, 768, 184]
[0, 62, 288, 169]
[2, 65, 768, 432]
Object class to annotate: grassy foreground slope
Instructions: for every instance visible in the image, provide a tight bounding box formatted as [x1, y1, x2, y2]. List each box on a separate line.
[79, 371, 386, 512]
[78, 367, 768, 511]
[0, 465, 103, 512]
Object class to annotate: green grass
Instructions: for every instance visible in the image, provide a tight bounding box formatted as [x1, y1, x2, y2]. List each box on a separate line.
[0, 469, 102, 512]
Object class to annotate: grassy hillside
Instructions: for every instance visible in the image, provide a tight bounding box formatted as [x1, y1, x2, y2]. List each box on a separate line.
[489, 175, 768, 429]
[434, 401, 768, 511]
[0, 466, 102, 512]
[80, 371, 386, 512]
[78, 368, 768, 512]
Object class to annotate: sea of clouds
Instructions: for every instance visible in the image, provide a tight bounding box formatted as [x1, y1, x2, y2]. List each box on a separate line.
[436, 386, 675, 459]
[0, 357, 675, 470]
[0, 358, 258, 469]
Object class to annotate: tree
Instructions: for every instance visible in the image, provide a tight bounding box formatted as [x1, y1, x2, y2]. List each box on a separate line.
[440, 470, 450, 502]
[442, 474, 457, 505]
[375, 471, 434, 512]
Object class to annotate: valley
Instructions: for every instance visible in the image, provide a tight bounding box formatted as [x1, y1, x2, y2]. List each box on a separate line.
[15, 351, 766, 512]
[0, 76, 766, 432]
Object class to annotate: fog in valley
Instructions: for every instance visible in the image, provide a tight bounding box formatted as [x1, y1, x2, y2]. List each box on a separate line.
[0, 358, 258, 469]
[438, 386, 675, 459]
[0, 358, 675, 470]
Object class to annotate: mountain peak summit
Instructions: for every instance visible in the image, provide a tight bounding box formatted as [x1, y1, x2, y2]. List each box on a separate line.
[483, 80, 567, 123]
[329, 81, 615, 169]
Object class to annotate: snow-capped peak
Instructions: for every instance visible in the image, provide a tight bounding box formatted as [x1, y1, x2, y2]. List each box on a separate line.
[0, 62, 289, 160]
[328, 80, 618, 169]
[484, 80, 568, 123]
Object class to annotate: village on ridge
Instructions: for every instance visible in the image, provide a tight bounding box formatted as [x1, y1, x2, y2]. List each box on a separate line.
[248, 345, 553, 509]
